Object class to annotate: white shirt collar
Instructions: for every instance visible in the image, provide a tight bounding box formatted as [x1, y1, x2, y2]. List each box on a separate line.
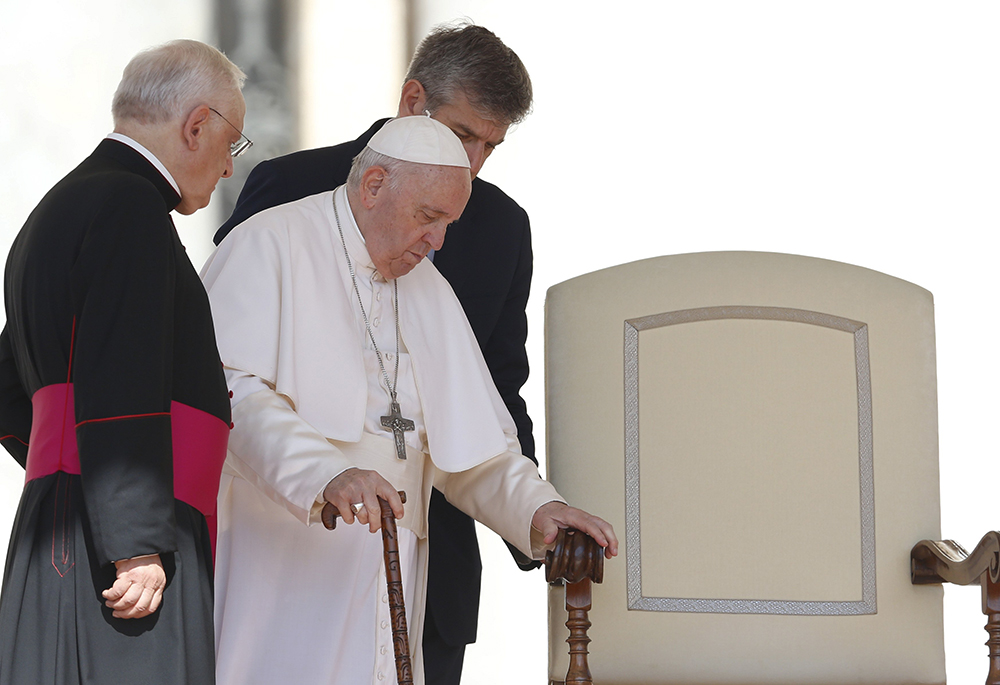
[333, 185, 382, 279]
[105, 132, 181, 197]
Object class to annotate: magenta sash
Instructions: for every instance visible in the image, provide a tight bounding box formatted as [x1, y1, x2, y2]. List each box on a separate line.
[25, 383, 229, 552]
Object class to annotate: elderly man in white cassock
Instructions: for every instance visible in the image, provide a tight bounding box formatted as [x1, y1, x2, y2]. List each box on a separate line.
[202, 115, 617, 684]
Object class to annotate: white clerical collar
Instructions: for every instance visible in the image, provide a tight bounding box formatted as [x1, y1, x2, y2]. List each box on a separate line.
[332, 185, 382, 279]
[105, 132, 181, 197]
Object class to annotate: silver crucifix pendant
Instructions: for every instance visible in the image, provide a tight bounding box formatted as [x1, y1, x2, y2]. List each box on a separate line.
[381, 400, 415, 460]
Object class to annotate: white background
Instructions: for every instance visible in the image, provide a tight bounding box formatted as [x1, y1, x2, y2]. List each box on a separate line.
[2, 1, 998, 682]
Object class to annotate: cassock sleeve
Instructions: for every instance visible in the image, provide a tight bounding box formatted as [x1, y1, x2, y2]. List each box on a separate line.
[69, 181, 178, 566]
[435, 451, 564, 561]
[0, 325, 31, 467]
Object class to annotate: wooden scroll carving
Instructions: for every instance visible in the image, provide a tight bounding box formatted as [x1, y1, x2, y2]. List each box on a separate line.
[545, 528, 605, 685]
[321, 491, 412, 684]
[911, 531, 1000, 684]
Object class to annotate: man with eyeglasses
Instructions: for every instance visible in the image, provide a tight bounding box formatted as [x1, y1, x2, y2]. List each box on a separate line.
[214, 23, 537, 684]
[0, 40, 247, 684]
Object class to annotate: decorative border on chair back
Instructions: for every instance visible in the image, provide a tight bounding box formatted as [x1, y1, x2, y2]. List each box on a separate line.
[624, 305, 876, 615]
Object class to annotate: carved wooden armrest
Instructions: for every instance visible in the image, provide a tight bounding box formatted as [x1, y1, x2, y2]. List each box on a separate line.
[545, 528, 605, 685]
[911, 532, 1000, 684]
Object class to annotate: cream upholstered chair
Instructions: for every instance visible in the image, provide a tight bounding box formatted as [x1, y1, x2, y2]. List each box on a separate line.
[542, 252, 998, 685]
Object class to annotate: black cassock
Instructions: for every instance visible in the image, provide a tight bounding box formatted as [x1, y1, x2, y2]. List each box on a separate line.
[0, 139, 231, 684]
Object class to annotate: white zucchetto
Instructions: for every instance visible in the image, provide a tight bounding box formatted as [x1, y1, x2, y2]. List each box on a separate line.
[367, 115, 471, 169]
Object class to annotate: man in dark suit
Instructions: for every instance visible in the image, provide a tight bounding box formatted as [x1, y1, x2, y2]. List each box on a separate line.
[214, 23, 536, 685]
[0, 40, 248, 684]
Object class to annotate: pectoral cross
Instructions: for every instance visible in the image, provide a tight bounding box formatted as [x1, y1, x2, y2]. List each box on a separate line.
[381, 400, 414, 461]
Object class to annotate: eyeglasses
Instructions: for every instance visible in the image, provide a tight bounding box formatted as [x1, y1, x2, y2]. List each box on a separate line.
[209, 107, 253, 158]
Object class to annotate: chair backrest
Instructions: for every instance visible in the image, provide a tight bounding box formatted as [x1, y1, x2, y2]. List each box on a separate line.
[545, 252, 944, 684]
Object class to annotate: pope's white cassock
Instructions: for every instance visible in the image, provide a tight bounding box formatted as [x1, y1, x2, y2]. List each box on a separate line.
[201, 183, 563, 685]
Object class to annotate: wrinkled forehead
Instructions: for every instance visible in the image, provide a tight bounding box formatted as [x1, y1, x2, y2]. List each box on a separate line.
[398, 163, 470, 213]
[435, 164, 472, 202]
[397, 160, 470, 187]
[439, 162, 472, 185]
[440, 85, 509, 122]
[440, 97, 508, 141]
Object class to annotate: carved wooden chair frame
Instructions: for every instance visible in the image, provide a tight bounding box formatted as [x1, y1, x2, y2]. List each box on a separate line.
[545, 529, 1000, 685]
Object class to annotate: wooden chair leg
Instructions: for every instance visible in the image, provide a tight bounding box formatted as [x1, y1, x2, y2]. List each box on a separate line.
[911, 532, 1000, 685]
[565, 578, 594, 684]
[546, 528, 605, 685]
[984, 562, 1000, 685]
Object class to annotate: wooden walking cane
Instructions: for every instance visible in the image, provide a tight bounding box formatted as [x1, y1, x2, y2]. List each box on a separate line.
[321, 491, 413, 685]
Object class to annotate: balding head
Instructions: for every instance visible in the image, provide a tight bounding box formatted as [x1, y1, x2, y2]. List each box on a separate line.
[111, 40, 249, 215]
[112, 39, 246, 127]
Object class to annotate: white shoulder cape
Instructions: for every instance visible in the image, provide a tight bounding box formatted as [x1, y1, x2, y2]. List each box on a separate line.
[201, 189, 514, 472]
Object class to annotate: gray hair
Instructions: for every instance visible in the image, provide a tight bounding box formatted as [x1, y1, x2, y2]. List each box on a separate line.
[346, 147, 417, 192]
[112, 39, 246, 126]
[405, 22, 532, 126]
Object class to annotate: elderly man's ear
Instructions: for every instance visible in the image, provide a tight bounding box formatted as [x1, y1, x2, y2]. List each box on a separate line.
[181, 105, 213, 151]
[398, 79, 428, 117]
[359, 166, 389, 209]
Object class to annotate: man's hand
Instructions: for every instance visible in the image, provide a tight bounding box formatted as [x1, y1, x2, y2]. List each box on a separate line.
[323, 468, 404, 533]
[102, 554, 166, 619]
[532, 502, 619, 559]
